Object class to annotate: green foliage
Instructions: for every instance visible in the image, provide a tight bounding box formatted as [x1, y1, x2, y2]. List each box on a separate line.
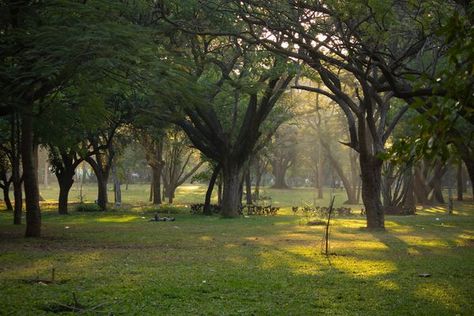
[74, 203, 102, 213]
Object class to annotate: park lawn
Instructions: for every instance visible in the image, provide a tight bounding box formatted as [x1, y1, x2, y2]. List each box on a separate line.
[0, 201, 473, 315]
[36, 183, 360, 209]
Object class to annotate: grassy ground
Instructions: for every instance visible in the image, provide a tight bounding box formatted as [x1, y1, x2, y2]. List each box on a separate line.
[37, 183, 363, 211]
[0, 186, 473, 315]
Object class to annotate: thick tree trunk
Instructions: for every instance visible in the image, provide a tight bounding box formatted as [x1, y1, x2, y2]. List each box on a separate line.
[96, 174, 108, 211]
[457, 162, 463, 201]
[57, 175, 74, 215]
[360, 155, 384, 229]
[85, 157, 110, 211]
[272, 166, 289, 189]
[151, 166, 162, 205]
[429, 162, 446, 204]
[414, 166, 431, 205]
[430, 179, 445, 203]
[221, 163, 242, 217]
[11, 113, 22, 224]
[22, 113, 41, 237]
[2, 185, 13, 211]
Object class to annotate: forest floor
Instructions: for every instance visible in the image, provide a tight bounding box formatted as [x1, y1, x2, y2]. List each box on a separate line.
[0, 187, 473, 315]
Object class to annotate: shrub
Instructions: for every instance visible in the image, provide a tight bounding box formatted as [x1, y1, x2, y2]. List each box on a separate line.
[74, 203, 102, 213]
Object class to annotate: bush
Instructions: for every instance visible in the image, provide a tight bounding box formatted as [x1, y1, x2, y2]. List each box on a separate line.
[141, 205, 188, 215]
[74, 203, 102, 213]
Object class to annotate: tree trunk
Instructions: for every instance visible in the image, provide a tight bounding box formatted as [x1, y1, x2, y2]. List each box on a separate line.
[11, 113, 22, 224]
[356, 178, 361, 204]
[151, 166, 162, 205]
[85, 156, 109, 211]
[414, 166, 431, 205]
[457, 161, 463, 201]
[44, 162, 49, 187]
[403, 168, 416, 215]
[272, 165, 288, 189]
[57, 175, 74, 215]
[217, 175, 222, 206]
[429, 162, 446, 204]
[22, 112, 41, 237]
[13, 180, 22, 225]
[323, 142, 357, 204]
[32, 143, 44, 202]
[97, 174, 108, 211]
[2, 184, 13, 211]
[149, 180, 153, 202]
[114, 181, 121, 205]
[112, 165, 121, 206]
[204, 165, 220, 215]
[254, 168, 262, 200]
[359, 155, 384, 229]
[430, 179, 445, 203]
[166, 186, 175, 204]
[245, 169, 252, 205]
[349, 151, 359, 202]
[221, 163, 242, 217]
[464, 159, 474, 198]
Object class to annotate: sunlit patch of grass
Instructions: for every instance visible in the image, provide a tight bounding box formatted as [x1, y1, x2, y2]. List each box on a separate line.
[415, 283, 464, 313]
[377, 280, 400, 290]
[332, 257, 398, 277]
[96, 215, 140, 223]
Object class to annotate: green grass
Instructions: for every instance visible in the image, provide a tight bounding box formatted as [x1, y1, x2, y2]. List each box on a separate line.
[37, 183, 363, 211]
[0, 186, 473, 315]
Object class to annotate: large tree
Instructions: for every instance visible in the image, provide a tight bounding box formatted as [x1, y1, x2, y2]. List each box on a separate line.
[148, 14, 295, 216]
[0, 0, 158, 236]
[190, 0, 453, 228]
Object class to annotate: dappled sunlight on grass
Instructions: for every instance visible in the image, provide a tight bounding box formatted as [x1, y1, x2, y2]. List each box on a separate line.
[97, 215, 141, 223]
[199, 235, 213, 241]
[67, 251, 105, 271]
[415, 283, 464, 313]
[331, 256, 397, 277]
[0, 194, 473, 315]
[0, 257, 58, 280]
[377, 280, 400, 291]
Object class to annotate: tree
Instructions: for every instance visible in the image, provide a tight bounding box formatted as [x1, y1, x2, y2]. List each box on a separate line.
[0, 0, 157, 236]
[0, 151, 13, 211]
[149, 19, 295, 216]
[200, 0, 454, 228]
[0, 114, 22, 222]
[268, 124, 298, 189]
[162, 127, 204, 203]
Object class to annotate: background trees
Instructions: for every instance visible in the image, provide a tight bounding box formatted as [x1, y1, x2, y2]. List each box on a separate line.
[0, 0, 471, 236]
